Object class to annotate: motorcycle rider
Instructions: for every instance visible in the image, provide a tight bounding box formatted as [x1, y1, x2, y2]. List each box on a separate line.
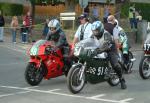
[113, 19, 131, 73]
[72, 13, 93, 48]
[104, 15, 115, 35]
[46, 18, 69, 57]
[91, 21, 127, 89]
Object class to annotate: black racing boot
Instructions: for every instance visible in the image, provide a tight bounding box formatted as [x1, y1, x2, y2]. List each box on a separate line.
[120, 78, 127, 89]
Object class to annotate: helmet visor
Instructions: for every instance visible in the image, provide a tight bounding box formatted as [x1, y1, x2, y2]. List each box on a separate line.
[92, 29, 99, 35]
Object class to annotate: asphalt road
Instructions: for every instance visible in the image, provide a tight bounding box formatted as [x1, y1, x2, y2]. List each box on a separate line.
[0, 41, 149, 103]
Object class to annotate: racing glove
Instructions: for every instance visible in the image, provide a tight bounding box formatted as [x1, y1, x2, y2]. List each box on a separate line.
[101, 41, 112, 52]
[87, 49, 97, 57]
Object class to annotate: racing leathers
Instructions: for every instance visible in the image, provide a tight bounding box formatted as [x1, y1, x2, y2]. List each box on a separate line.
[46, 28, 69, 56]
[92, 30, 127, 89]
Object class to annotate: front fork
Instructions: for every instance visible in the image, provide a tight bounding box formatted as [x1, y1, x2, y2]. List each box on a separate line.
[29, 57, 42, 69]
[79, 62, 86, 81]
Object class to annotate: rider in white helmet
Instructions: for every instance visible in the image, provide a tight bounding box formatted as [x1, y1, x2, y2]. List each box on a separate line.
[113, 19, 128, 53]
[91, 21, 127, 89]
[48, 19, 60, 33]
[46, 18, 69, 57]
[46, 18, 68, 47]
[113, 19, 131, 73]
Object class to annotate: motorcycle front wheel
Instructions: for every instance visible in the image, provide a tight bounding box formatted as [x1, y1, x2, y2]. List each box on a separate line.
[139, 56, 150, 79]
[25, 63, 44, 86]
[67, 63, 85, 94]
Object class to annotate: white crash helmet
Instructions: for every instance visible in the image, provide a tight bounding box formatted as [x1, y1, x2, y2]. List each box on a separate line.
[114, 19, 119, 27]
[91, 21, 104, 32]
[48, 19, 60, 30]
[91, 21, 104, 38]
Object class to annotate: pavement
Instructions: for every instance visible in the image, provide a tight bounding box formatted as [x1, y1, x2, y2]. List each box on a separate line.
[1, 35, 33, 50]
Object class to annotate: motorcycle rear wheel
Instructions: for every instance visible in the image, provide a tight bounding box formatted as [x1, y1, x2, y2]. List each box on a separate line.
[139, 56, 150, 79]
[67, 64, 85, 94]
[107, 74, 120, 86]
[127, 51, 134, 73]
[25, 63, 44, 86]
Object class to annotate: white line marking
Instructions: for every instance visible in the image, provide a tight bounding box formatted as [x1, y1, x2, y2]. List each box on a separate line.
[48, 89, 61, 92]
[87, 94, 106, 99]
[86, 97, 129, 103]
[0, 85, 133, 103]
[0, 85, 84, 98]
[24, 86, 39, 89]
[0, 91, 30, 98]
[119, 98, 134, 102]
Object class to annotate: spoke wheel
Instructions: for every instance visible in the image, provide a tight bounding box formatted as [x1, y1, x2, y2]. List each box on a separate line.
[25, 63, 44, 86]
[67, 64, 85, 94]
[139, 56, 150, 79]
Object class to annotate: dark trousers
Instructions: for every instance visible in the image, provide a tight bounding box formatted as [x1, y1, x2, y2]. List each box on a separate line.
[129, 18, 137, 29]
[108, 50, 123, 79]
[21, 32, 27, 42]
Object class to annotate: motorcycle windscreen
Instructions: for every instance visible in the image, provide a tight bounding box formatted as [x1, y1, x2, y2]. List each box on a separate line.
[74, 38, 102, 59]
[30, 40, 47, 56]
[75, 38, 99, 49]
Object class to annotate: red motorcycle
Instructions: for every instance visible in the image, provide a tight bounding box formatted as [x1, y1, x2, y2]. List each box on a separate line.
[25, 40, 73, 86]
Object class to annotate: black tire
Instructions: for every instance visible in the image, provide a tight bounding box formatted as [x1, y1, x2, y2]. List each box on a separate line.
[25, 63, 44, 86]
[107, 74, 120, 86]
[139, 56, 150, 79]
[127, 51, 134, 72]
[67, 63, 85, 94]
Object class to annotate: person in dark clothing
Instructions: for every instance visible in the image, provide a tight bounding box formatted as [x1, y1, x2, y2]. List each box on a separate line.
[91, 21, 127, 89]
[104, 15, 115, 35]
[103, 5, 110, 23]
[46, 19, 69, 56]
[21, 21, 28, 43]
[84, 5, 90, 16]
[0, 10, 5, 42]
[24, 11, 33, 42]
[46, 18, 71, 69]
[42, 19, 49, 39]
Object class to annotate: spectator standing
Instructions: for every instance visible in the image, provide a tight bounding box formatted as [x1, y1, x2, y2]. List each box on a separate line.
[103, 5, 110, 23]
[0, 10, 5, 42]
[129, 4, 137, 29]
[21, 21, 28, 43]
[24, 11, 33, 42]
[84, 5, 90, 16]
[10, 16, 18, 43]
[42, 18, 49, 39]
[72, 14, 92, 47]
[135, 10, 142, 22]
[92, 4, 99, 19]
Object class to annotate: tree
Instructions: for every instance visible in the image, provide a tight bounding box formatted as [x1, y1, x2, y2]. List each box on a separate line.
[28, 0, 35, 19]
[65, 0, 78, 12]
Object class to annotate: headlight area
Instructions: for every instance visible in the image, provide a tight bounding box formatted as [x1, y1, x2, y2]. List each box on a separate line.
[45, 47, 52, 55]
[30, 47, 38, 56]
[30, 56, 41, 60]
[74, 46, 82, 56]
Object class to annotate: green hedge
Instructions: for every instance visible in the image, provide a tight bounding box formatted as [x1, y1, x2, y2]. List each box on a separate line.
[121, 2, 150, 21]
[0, 3, 23, 16]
